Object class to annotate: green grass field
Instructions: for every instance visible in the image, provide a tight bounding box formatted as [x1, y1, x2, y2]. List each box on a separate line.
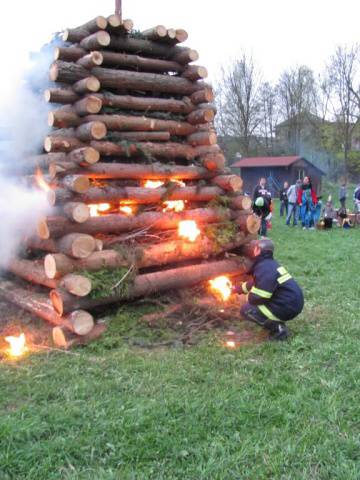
[1, 202, 360, 480]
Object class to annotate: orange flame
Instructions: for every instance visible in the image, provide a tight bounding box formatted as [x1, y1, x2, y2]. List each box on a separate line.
[163, 200, 186, 212]
[119, 205, 133, 215]
[144, 180, 164, 189]
[89, 203, 111, 217]
[171, 179, 186, 187]
[5, 333, 27, 358]
[209, 276, 233, 301]
[35, 168, 51, 192]
[178, 220, 200, 242]
[225, 340, 236, 349]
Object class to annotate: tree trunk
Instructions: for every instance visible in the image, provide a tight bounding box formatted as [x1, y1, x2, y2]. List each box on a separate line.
[76, 121, 107, 141]
[141, 25, 168, 41]
[73, 96, 103, 115]
[54, 47, 86, 62]
[26, 233, 96, 258]
[187, 109, 215, 125]
[62, 16, 108, 42]
[190, 88, 215, 104]
[48, 110, 81, 128]
[45, 87, 80, 104]
[79, 31, 111, 50]
[81, 113, 195, 136]
[229, 195, 252, 211]
[52, 323, 107, 349]
[96, 92, 194, 113]
[212, 175, 243, 192]
[62, 174, 90, 193]
[44, 233, 253, 279]
[77, 52, 104, 70]
[67, 147, 99, 165]
[187, 131, 217, 146]
[62, 202, 90, 223]
[99, 51, 184, 73]
[0, 280, 94, 334]
[38, 208, 230, 239]
[73, 77, 101, 94]
[44, 136, 85, 153]
[236, 213, 261, 234]
[50, 257, 250, 314]
[181, 65, 208, 81]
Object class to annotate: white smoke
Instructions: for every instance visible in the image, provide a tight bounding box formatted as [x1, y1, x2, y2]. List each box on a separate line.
[0, 37, 61, 268]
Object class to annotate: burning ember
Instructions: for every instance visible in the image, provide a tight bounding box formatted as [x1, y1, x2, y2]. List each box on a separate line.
[35, 168, 51, 192]
[119, 205, 133, 215]
[163, 200, 186, 212]
[89, 203, 111, 217]
[178, 220, 200, 242]
[5, 333, 27, 358]
[225, 340, 236, 349]
[172, 179, 186, 187]
[209, 276, 233, 302]
[144, 180, 164, 189]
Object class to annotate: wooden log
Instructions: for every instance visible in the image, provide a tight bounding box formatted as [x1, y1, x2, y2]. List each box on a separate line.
[25, 153, 67, 170]
[52, 323, 107, 349]
[48, 110, 80, 128]
[81, 114, 195, 136]
[44, 88, 80, 104]
[62, 175, 90, 193]
[173, 48, 199, 64]
[67, 147, 99, 165]
[229, 195, 252, 211]
[166, 29, 176, 41]
[62, 16, 108, 42]
[77, 52, 103, 69]
[50, 257, 250, 315]
[99, 50, 184, 73]
[97, 92, 194, 113]
[187, 109, 215, 125]
[107, 131, 170, 142]
[212, 175, 243, 193]
[187, 131, 217, 146]
[63, 202, 90, 223]
[50, 61, 206, 95]
[49, 161, 78, 177]
[182, 66, 208, 81]
[73, 77, 101, 94]
[49, 185, 224, 206]
[54, 47, 86, 62]
[107, 15, 133, 33]
[44, 233, 252, 279]
[173, 29, 188, 44]
[38, 208, 229, 239]
[236, 213, 261, 235]
[141, 25, 168, 41]
[26, 233, 96, 258]
[44, 136, 85, 153]
[0, 280, 94, 334]
[194, 144, 222, 156]
[201, 153, 226, 171]
[79, 31, 111, 50]
[190, 88, 215, 104]
[73, 96, 103, 115]
[76, 121, 107, 141]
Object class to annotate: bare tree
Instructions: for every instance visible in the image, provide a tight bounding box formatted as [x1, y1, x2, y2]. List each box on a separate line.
[327, 45, 360, 164]
[258, 82, 278, 155]
[216, 54, 262, 156]
[277, 66, 317, 153]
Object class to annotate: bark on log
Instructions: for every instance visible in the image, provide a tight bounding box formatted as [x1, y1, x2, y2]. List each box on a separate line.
[63, 202, 90, 223]
[187, 109, 215, 125]
[96, 92, 194, 113]
[236, 213, 261, 235]
[201, 153, 226, 171]
[52, 162, 213, 182]
[67, 147, 99, 165]
[76, 121, 107, 141]
[48, 110, 80, 128]
[26, 233, 96, 258]
[62, 175, 90, 193]
[212, 175, 243, 192]
[73, 77, 101, 94]
[0, 280, 94, 334]
[62, 16, 108, 42]
[50, 257, 250, 314]
[38, 208, 229, 239]
[190, 88, 215, 104]
[44, 136, 85, 153]
[106, 131, 170, 142]
[141, 25, 168, 41]
[25, 153, 67, 171]
[182, 66, 208, 81]
[49, 161, 78, 177]
[54, 47, 86, 62]
[77, 52, 103, 69]
[79, 31, 111, 50]
[44, 88, 80, 104]
[107, 16, 133, 33]
[52, 323, 107, 349]
[100, 50, 184, 72]
[44, 233, 253, 279]
[81, 114, 195, 136]
[73, 96, 103, 115]
[229, 195, 252, 211]
[8, 258, 91, 295]
[172, 49, 199, 64]
[49, 185, 223, 206]
[187, 131, 217, 146]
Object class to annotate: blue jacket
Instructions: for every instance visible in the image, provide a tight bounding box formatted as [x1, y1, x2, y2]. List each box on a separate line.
[240, 252, 304, 321]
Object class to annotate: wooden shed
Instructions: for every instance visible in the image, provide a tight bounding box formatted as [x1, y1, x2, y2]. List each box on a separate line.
[231, 156, 325, 197]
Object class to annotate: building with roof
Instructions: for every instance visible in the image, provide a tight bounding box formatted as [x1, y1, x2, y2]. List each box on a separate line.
[231, 156, 325, 196]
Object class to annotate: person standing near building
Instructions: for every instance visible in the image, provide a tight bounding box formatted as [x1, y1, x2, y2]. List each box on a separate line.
[286, 179, 301, 226]
[297, 176, 318, 230]
[253, 177, 270, 201]
[339, 181, 347, 209]
[253, 177, 272, 236]
[279, 181, 289, 217]
[353, 184, 360, 212]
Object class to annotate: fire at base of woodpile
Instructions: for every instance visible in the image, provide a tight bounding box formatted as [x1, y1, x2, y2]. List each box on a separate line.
[0, 13, 261, 352]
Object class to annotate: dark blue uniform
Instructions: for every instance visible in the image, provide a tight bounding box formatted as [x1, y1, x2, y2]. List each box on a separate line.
[237, 251, 304, 332]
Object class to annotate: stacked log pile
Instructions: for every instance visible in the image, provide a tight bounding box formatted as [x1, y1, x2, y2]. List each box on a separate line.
[0, 15, 259, 347]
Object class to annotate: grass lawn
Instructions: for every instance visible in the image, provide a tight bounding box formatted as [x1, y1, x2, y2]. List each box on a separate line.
[1, 203, 360, 479]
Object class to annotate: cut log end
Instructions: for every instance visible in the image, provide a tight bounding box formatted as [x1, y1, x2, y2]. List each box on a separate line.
[63, 202, 90, 223]
[52, 323, 106, 349]
[38, 218, 50, 240]
[66, 309, 94, 336]
[45, 253, 73, 279]
[73, 77, 101, 94]
[60, 274, 92, 297]
[49, 63, 59, 82]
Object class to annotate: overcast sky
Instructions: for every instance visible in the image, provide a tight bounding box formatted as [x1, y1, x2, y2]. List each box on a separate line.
[1, 0, 360, 96]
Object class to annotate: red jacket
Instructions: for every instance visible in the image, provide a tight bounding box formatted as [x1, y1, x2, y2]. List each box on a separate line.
[297, 187, 317, 205]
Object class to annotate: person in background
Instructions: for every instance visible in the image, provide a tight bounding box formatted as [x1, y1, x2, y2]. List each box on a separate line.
[253, 196, 272, 237]
[253, 177, 270, 201]
[279, 181, 289, 217]
[232, 238, 304, 341]
[286, 179, 302, 226]
[339, 181, 347, 209]
[322, 200, 337, 229]
[298, 176, 318, 230]
[354, 184, 360, 212]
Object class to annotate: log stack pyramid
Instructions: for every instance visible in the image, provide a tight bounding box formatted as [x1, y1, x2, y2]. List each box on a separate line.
[0, 15, 260, 347]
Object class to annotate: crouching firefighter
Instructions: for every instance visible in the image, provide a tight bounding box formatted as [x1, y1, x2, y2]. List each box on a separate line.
[233, 238, 304, 340]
